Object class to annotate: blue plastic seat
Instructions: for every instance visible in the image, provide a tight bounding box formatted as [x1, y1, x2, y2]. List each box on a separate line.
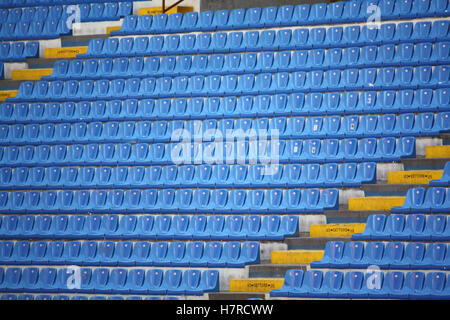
[79, 241, 99, 266]
[227, 8, 246, 30]
[162, 269, 183, 295]
[391, 187, 427, 213]
[357, 241, 386, 269]
[196, 10, 213, 31]
[270, 269, 304, 297]
[181, 12, 198, 32]
[365, 271, 405, 299]
[421, 243, 447, 269]
[353, 214, 387, 240]
[310, 241, 345, 268]
[126, 241, 150, 267]
[244, 7, 262, 28]
[421, 272, 448, 299]
[151, 13, 168, 34]
[289, 270, 324, 298]
[380, 242, 406, 269]
[36, 267, 58, 293]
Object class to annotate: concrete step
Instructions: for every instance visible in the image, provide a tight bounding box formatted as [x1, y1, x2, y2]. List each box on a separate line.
[362, 183, 429, 196]
[27, 58, 73, 69]
[402, 157, 449, 170]
[324, 209, 391, 223]
[284, 236, 352, 250]
[0, 80, 22, 90]
[60, 34, 110, 47]
[249, 264, 307, 278]
[208, 292, 267, 300]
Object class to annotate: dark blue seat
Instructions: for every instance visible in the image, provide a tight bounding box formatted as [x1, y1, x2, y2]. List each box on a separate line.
[422, 272, 449, 299]
[36, 267, 58, 293]
[422, 243, 447, 269]
[402, 271, 427, 299]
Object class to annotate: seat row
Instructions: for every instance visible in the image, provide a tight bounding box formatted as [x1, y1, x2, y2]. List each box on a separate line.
[0, 113, 446, 147]
[0, 2, 131, 24]
[430, 162, 450, 186]
[0, 19, 71, 41]
[1, 294, 179, 300]
[2, 89, 448, 124]
[0, 137, 417, 166]
[81, 21, 450, 59]
[271, 269, 450, 299]
[0, 267, 219, 296]
[311, 241, 450, 270]
[0, 214, 299, 241]
[0, 41, 38, 62]
[46, 42, 450, 81]
[0, 188, 339, 214]
[113, 0, 450, 36]
[10, 66, 450, 103]
[0, 0, 127, 9]
[0, 162, 376, 190]
[392, 187, 450, 213]
[0, 240, 260, 268]
[353, 214, 450, 241]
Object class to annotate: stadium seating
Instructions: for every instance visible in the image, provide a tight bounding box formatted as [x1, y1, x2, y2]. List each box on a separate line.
[0, 266, 219, 295]
[86, 20, 450, 59]
[0, 188, 338, 213]
[1, 90, 449, 122]
[112, 2, 450, 36]
[0, 3, 132, 41]
[270, 269, 450, 299]
[352, 214, 450, 241]
[44, 42, 450, 81]
[0, 240, 261, 267]
[0, 115, 444, 145]
[311, 240, 449, 269]
[0, 0, 449, 301]
[391, 187, 450, 213]
[0, 41, 39, 62]
[0, 214, 299, 240]
[0, 163, 376, 189]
